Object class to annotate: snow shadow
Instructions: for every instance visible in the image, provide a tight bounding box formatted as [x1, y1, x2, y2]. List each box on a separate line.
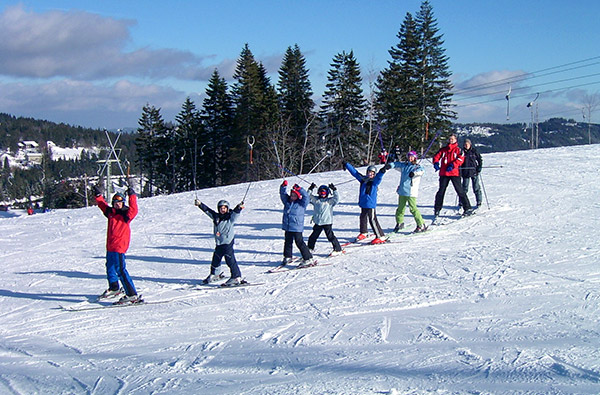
[0, 288, 95, 303]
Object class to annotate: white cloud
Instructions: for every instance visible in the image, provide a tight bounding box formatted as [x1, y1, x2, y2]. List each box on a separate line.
[0, 79, 185, 128]
[0, 4, 214, 81]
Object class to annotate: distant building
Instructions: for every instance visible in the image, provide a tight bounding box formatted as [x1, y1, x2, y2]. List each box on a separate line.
[18, 141, 43, 166]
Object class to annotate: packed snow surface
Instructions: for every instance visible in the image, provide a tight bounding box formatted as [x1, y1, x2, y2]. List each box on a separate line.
[1, 145, 599, 394]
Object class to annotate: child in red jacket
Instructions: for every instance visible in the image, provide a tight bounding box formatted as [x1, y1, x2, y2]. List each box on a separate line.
[93, 183, 140, 304]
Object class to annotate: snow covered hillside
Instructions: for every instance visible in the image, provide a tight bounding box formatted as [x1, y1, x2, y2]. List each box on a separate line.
[1, 145, 599, 394]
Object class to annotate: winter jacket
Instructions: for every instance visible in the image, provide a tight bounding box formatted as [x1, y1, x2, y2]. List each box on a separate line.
[280, 185, 309, 232]
[199, 203, 241, 245]
[96, 193, 138, 254]
[309, 189, 339, 226]
[433, 142, 464, 177]
[460, 147, 483, 178]
[345, 162, 384, 209]
[389, 161, 424, 197]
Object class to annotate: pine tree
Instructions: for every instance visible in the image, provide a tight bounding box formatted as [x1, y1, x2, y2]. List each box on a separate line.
[320, 50, 367, 166]
[231, 44, 279, 182]
[136, 104, 166, 196]
[174, 98, 203, 192]
[277, 44, 315, 173]
[376, 1, 455, 155]
[202, 69, 234, 186]
[376, 12, 422, 152]
[415, 0, 456, 136]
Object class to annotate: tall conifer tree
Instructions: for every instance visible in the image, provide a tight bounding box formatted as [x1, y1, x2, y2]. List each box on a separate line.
[174, 98, 203, 192]
[202, 69, 234, 186]
[136, 104, 166, 196]
[320, 50, 367, 165]
[277, 44, 315, 173]
[415, 0, 456, 134]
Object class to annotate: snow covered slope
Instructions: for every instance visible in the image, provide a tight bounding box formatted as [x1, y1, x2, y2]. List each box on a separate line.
[1, 144, 599, 394]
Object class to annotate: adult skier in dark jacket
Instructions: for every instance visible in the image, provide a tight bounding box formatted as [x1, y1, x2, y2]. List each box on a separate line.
[460, 139, 483, 208]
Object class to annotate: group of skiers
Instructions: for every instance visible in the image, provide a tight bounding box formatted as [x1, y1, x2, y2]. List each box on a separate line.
[93, 134, 483, 303]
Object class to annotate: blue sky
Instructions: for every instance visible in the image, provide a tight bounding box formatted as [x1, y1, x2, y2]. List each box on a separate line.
[0, 0, 599, 129]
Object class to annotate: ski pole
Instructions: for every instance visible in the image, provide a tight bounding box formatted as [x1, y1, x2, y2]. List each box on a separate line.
[272, 162, 310, 185]
[479, 172, 491, 210]
[460, 166, 504, 170]
[241, 181, 252, 203]
[307, 150, 332, 176]
[420, 130, 441, 161]
[336, 178, 358, 186]
[272, 140, 283, 178]
[337, 136, 344, 159]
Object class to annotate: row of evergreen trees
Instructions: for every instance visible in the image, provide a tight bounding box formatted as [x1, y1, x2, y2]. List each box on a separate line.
[136, 1, 455, 196]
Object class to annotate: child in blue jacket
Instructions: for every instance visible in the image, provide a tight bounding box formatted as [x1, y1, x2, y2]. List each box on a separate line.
[280, 180, 314, 267]
[344, 162, 386, 244]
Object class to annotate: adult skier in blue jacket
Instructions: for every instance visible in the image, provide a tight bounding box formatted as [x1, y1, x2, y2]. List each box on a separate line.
[280, 181, 314, 267]
[344, 162, 386, 244]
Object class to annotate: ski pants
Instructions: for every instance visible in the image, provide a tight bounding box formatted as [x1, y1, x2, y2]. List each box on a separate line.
[359, 207, 384, 238]
[461, 175, 482, 206]
[396, 195, 424, 227]
[283, 231, 313, 260]
[434, 176, 471, 213]
[106, 251, 137, 296]
[210, 240, 242, 278]
[308, 224, 342, 252]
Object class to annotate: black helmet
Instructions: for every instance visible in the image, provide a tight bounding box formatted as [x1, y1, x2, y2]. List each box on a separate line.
[217, 200, 229, 210]
[317, 185, 330, 197]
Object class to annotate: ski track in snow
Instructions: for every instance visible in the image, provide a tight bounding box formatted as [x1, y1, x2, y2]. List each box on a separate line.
[1, 145, 600, 393]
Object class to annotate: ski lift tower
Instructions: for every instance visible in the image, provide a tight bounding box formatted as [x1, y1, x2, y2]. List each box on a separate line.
[97, 129, 127, 199]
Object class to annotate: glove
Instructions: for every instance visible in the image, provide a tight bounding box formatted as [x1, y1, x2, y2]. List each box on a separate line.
[235, 202, 244, 211]
[126, 187, 135, 196]
[92, 184, 102, 197]
[194, 199, 201, 207]
[409, 171, 414, 178]
[309, 183, 316, 191]
[328, 183, 336, 191]
[446, 163, 454, 172]
[433, 162, 440, 171]
[281, 180, 288, 187]
[384, 163, 392, 170]
[293, 184, 301, 191]
[476, 167, 482, 174]
[379, 167, 386, 174]
[127, 177, 137, 190]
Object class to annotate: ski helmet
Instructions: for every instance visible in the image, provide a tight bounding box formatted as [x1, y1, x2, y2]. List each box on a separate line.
[366, 165, 377, 174]
[317, 185, 330, 198]
[407, 150, 418, 159]
[217, 200, 230, 210]
[112, 192, 125, 204]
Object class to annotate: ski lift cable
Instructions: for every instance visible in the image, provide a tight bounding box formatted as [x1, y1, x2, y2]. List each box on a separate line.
[452, 56, 600, 95]
[454, 80, 600, 109]
[454, 72, 600, 103]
